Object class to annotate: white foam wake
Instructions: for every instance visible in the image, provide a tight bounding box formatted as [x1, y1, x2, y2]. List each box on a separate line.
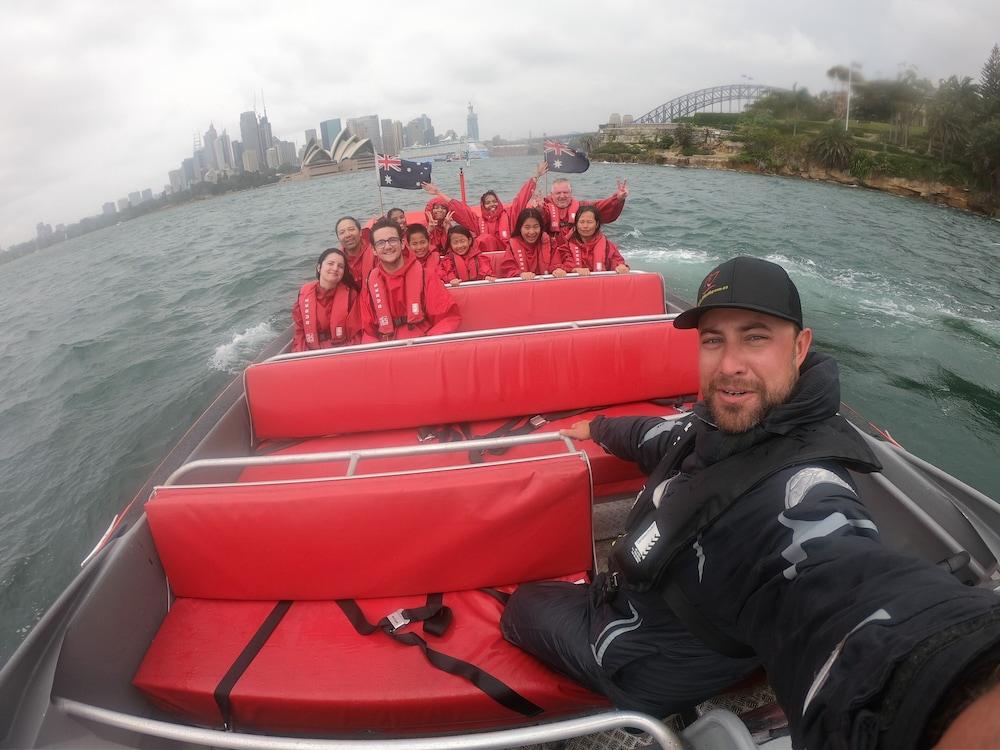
[209, 322, 275, 373]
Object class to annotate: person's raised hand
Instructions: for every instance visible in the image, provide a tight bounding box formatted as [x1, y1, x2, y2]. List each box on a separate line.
[616, 178, 629, 200]
[422, 181, 441, 196]
[535, 161, 549, 179]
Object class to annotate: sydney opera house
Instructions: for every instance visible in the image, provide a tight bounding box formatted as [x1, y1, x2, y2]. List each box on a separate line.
[290, 129, 376, 180]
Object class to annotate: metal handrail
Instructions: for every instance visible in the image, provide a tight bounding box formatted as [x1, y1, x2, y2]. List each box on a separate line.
[163, 430, 591, 487]
[52, 697, 685, 750]
[266, 314, 678, 364]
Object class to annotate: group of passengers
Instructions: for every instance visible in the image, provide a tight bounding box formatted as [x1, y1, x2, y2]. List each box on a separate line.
[291, 162, 632, 351]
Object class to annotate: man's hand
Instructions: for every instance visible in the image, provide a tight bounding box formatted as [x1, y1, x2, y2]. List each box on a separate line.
[552, 268, 568, 278]
[615, 263, 629, 274]
[449, 278, 461, 287]
[534, 161, 549, 179]
[560, 420, 592, 441]
[422, 182, 441, 196]
[616, 178, 629, 201]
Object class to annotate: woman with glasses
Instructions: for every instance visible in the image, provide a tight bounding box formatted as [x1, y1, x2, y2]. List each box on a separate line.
[360, 218, 461, 343]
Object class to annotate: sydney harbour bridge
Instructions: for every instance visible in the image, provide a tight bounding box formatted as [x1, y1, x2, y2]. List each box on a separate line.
[634, 83, 788, 124]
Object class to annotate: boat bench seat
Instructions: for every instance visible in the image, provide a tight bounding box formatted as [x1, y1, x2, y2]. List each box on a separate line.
[245, 317, 699, 444]
[135, 453, 611, 733]
[448, 271, 665, 332]
[245, 399, 689, 499]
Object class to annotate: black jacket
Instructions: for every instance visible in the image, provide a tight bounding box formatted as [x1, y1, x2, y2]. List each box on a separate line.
[591, 353, 1000, 749]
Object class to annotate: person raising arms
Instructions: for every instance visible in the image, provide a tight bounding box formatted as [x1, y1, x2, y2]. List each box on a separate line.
[360, 218, 460, 343]
[438, 225, 495, 286]
[422, 162, 546, 253]
[291, 247, 361, 351]
[536, 162, 629, 241]
[423, 196, 452, 253]
[565, 205, 629, 275]
[498, 207, 569, 280]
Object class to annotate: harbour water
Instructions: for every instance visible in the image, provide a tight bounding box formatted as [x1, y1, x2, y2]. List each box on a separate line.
[0, 156, 998, 665]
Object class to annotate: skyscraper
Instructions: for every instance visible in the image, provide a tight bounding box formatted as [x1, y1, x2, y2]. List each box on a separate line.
[347, 115, 382, 153]
[102, 201, 116, 215]
[218, 130, 234, 170]
[305, 128, 318, 145]
[380, 118, 404, 155]
[231, 141, 244, 174]
[466, 103, 479, 141]
[240, 111, 263, 166]
[320, 119, 341, 149]
[168, 170, 185, 193]
[258, 113, 273, 153]
[204, 123, 219, 170]
[404, 114, 434, 147]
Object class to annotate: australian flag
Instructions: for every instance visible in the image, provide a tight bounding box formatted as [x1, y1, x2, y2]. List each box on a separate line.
[544, 140, 590, 174]
[377, 154, 432, 190]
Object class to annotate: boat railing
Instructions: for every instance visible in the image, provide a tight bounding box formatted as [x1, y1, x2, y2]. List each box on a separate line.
[52, 697, 686, 750]
[164, 428, 661, 487]
[266, 312, 679, 364]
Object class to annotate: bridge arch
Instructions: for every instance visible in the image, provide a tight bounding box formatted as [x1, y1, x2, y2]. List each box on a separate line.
[635, 84, 789, 124]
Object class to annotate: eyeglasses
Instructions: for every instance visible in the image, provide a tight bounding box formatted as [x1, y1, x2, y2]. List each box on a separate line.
[374, 237, 402, 250]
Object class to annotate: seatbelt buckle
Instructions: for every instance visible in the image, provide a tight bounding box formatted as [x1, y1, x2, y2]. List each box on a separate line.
[385, 609, 410, 632]
[529, 415, 548, 428]
[416, 427, 437, 443]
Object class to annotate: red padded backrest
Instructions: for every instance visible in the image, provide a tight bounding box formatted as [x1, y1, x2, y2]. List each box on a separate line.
[246, 319, 697, 442]
[148, 453, 593, 600]
[449, 272, 665, 332]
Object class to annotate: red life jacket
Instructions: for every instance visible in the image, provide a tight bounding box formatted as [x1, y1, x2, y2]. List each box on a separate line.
[479, 205, 511, 244]
[345, 239, 375, 288]
[298, 282, 352, 348]
[569, 235, 608, 271]
[367, 259, 426, 339]
[446, 246, 486, 282]
[509, 235, 554, 274]
[547, 198, 580, 236]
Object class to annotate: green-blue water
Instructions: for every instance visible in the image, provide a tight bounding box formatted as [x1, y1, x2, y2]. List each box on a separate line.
[1, 156, 998, 665]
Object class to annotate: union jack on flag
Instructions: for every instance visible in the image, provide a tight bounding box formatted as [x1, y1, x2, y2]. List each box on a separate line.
[376, 154, 402, 171]
[544, 140, 590, 174]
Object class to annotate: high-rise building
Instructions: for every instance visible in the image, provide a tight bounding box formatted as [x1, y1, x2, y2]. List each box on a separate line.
[404, 114, 434, 147]
[320, 119, 341, 149]
[192, 149, 206, 182]
[128, 191, 142, 207]
[259, 114, 273, 153]
[622, 114, 634, 125]
[347, 115, 382, 153]
[380, 118, 404, 155]
[169, 170, 185, 193]
[466, 103, 479, 141]
[231, 141, 244, 173]
[265, 147, 279, 169]
[218, 130, 234, 170]
[117, 198, 130, 212]
[182, 157, 196, 185]
[141, 188, 153, 202]
[276, 140, 298, 166]
[305, 128, 318, 145]
[204, 123, 219, 170]
[240, 111, 263, 165]
[608, 113, 622, 126]
[242, 149, 260, 173]
[102, 202, 116, 216]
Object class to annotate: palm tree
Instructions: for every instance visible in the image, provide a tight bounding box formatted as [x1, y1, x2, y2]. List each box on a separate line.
[809, 123, 854, 170]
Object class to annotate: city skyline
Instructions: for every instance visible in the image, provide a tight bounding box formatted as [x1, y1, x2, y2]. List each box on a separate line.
[3, 0, 1000, 248]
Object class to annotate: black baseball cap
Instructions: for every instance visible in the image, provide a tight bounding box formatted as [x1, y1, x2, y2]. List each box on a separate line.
[674, 256, 803, 330]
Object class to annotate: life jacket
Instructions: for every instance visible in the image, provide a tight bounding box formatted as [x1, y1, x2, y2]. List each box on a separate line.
[424, 198, 450, 251]
[298, 281, 352, 348]
[446, 246, 485, 282]
[568, 235, 608, 271]
[509, 235, 554, 274]
[345, 239, 375, 288]
[367, 259, 426, 339]
[547, 198, 580, 236]
[479, 205, 511, 244]
[610, 414, 881, 657]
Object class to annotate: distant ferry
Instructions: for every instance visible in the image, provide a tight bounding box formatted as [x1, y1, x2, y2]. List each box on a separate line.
[399, 140, 489, 163]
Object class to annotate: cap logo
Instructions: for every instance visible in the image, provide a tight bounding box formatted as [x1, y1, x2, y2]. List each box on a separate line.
[703, 270, 720, 291]
[698, 284, 729, 306]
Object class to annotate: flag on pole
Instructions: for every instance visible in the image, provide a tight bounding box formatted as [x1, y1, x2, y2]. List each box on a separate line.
[543, 140, 590, 174]
[377, 154, 432, 190]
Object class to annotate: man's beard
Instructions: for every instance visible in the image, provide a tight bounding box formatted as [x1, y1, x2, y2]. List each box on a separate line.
[705, 372, 797, 434]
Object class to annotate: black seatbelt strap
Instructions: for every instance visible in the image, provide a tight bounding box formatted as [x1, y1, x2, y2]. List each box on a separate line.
[335, 596, 542, 717]
[213, 600, 292, 730]
[477, 587, 511, 606]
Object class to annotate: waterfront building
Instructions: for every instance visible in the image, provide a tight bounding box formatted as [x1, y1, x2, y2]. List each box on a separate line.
[242, 149, 260, 173]
[231, 141, 244, 174]
[466, 103, 479, 141]
[168, 170, 185, 193]
[320, 118, 341, 149]
[218, 130, 234, 170]
[404, 114, 434, 147]
[239, 110, 263, 165]
[259, 113, 274, 153]
[347, 115, 382, 153]
[102, 202, 116, 216]
[203, 123, 219, 170]
[128, 191, 142, 207]
[181, 157, 196, 185]
[117, 198, 130, 212]
[305, 128, 318, 145]
[622, 114, 634, 125]
[608, 113, 622, 126]
[380, 118, 403, 155]
[265, 146, 279, 170]
[276, 140, 298, 167]
[141, 189, 153, 202]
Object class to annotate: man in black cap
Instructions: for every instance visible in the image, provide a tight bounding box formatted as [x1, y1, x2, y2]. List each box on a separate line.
[501, 256, 1000, 748]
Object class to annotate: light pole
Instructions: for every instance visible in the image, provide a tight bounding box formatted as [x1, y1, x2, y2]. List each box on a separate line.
[845, 61, 861, 131]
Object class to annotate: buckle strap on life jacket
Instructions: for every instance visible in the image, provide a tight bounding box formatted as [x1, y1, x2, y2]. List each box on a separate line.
[336, 595, 542, 718]
[213, 600, 293, 731]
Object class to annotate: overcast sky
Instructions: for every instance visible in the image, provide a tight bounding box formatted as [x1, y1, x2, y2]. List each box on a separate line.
[1, 0, 998, 248]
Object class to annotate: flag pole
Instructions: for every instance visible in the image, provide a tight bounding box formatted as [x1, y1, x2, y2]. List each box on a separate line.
[459, 167, 467, 205]
[374, 154, 385, 217]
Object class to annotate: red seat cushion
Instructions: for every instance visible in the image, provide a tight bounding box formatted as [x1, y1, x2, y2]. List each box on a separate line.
[135, 587, 610, 734]
[245, 319, 697, 442]
[244, 400, 690, 500]
[149, 453, 593, 601]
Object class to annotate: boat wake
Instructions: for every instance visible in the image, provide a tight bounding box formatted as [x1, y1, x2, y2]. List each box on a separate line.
[209, 322, 275, 374]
